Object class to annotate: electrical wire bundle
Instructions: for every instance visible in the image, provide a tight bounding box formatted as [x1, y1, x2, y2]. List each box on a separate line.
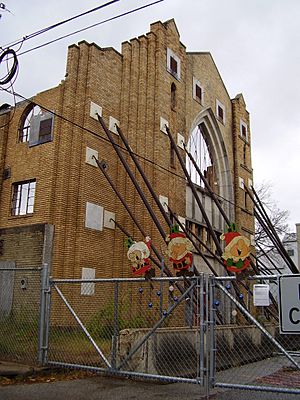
[0, 48, 18, 86]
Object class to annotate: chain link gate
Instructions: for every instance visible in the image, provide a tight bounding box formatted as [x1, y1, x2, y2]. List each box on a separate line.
[40, 273, 300, 397]
[43, 275, 213, 394]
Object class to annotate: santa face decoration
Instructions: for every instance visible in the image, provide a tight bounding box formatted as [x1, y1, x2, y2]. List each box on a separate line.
[127, 237, 152, 276]
[221, 226, 251, 273]
[166, 231, 193, 272]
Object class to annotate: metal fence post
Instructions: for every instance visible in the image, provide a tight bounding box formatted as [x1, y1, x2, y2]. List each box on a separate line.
[38, 263, 49, 365]
[209, 275, 216, 388]
[205, 274, 210, 399]
[199, 273, 205, 386]
[111, 281, 119, 370]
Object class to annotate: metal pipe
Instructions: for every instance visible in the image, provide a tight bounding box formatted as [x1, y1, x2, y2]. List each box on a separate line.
[167, 205, 220, 276]
[254, 208, 293, 272]
[199, 274, 205, 385]
[184, 145, 279, 284]
[209, 275, 216, 387]
[0, 267, 42, 271]
[205, 275, 210, 398]
[216, 281, 300, 370]
[38, 263, 49, 365]
[247, 185, 298, 273]
[214, 382, 300, 395]
[97, 114, 167, 241]
[184, 144, 231, 226]
[111, 281, 119, 369]
[166, 126, 223, 256]
[51, 276, 197, 284]
[53, 284, 112, 369]
[94, 157, 163, 266]
[117, 281, 197, 370]
[47, 361, 201, 384]
[116, 124, 173, 228]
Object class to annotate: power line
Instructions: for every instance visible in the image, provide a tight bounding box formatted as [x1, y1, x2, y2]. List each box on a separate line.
[2, 0, 123, 49]
[2, 1, 164, 58]
[18, 1, 164, 57]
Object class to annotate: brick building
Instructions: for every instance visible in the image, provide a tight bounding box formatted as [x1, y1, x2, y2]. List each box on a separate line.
[0, 19, 254, 281]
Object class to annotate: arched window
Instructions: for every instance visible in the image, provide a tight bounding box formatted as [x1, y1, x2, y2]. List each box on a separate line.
[171, 82, 176, 110]
[18, 104, 41, 143]
[186, 123, 217, 193]
[18, 104, 54, 145]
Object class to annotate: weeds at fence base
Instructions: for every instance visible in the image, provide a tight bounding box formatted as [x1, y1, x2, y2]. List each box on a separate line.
[0, 367, 99, 386]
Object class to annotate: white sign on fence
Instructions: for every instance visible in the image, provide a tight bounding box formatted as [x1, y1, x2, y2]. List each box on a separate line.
[253, 284, 270, 306]
[279, 275, 300, 334]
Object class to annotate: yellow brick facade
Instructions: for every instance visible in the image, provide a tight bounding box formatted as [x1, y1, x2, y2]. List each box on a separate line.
[0, 19, 254, 278]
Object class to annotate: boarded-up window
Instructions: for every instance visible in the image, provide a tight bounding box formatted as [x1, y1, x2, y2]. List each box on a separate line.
[81, 267, 95, 296]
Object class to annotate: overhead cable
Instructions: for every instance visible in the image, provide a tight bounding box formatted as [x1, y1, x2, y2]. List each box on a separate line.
[0, 48, 18, 85]
[16, 1, 164, 58]
[1, 0, 123, 49]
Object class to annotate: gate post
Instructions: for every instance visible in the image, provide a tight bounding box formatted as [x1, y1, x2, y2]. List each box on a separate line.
[38, 263, 50, 365]
[111, 281, 119, 370]
[208, 275, 216, 389]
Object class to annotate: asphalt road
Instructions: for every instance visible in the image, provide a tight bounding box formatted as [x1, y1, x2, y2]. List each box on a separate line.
[1, 376, 300, 400]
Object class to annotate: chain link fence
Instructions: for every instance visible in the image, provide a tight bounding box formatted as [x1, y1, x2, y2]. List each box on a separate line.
[213, 276, 300, 395]
[0, 266, 42, 364]
[1, 268, 300, 396]
[47, 276, 211, 386]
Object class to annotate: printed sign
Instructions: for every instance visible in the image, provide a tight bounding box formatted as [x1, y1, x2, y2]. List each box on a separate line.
[279, 275, 300, 334]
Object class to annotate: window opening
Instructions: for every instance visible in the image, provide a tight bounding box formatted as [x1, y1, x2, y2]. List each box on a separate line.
[19, 104, 54, 145]
[216, 100, 225, 124]
[186, 124, 217, 192]
[170, 56, 178, 75]
[196, 85, 202, 102]
[240, 120, 248, 142]
[18, 105, 41, 143]
[167, 48, 180, 80]
[11, 180, 36, 216]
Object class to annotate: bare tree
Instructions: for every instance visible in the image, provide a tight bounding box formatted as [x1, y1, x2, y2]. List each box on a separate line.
[254, 181, 290, 259]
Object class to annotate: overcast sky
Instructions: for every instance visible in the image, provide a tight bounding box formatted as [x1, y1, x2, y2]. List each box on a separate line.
[1, 0, 299, 230]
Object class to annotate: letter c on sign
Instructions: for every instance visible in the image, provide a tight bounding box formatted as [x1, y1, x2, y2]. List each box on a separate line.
[289, 307, 300, 324]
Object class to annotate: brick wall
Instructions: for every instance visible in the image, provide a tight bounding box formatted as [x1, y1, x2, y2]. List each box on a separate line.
[0, 19, 255, 280]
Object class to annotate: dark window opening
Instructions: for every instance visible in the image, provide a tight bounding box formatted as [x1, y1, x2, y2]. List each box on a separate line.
[217, 105, 224, 122]
[241, 124, 247, 139]
[287, 249, 294, 257]
[38, 118, 53, 143]
[170, 56, 178, 75]
[195, 84, 202, 102]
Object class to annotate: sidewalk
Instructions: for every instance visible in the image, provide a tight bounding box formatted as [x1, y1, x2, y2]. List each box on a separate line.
[0, 360, 300, 400]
